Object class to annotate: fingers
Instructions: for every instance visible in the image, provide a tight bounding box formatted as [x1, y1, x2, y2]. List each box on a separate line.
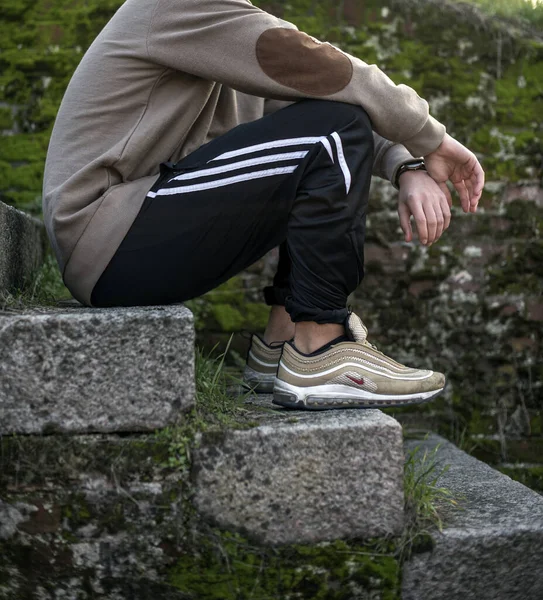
[408, 199, 428, 245]
[458, 153, 484, 212]
[452, 178, 470, 213]
[439, 182, 453, 209]
[464, 176, 474, 209]
[440, 194, 452, 232]
[425, 135, 485, 212]
[397, 171, 452, 246]
[406, 192, 451, 246]
[465, 177, 479, 214]
[398, 202, 413, 243]
[422, 200, 438, 244]
[469, 158, 485, 205]
[460, 155, 484, 213]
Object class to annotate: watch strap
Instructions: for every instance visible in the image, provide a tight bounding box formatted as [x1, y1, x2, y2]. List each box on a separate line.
[393, 159, 427, 189]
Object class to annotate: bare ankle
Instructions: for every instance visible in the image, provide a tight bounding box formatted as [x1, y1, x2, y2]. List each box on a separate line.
[263, 305, 295, 344]
[293, 322, 345, 354]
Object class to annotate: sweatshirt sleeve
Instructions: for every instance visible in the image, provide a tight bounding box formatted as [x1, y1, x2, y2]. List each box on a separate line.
[146, 0, 446, 157]
[372, 133, 417, 187]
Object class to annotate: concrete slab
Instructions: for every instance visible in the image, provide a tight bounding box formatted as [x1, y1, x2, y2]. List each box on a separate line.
[402, 435, 543, 600]
[193, 399, 404, 545]
[0, 304, 195, 434]
[0, 200, 45, 296]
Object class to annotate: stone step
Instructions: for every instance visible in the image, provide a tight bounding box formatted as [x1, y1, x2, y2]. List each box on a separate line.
[0, 400, 405, 598]
[0, 433, 189, 599]
[0, 200, 46, 296]
[402, 434, 543, 600]
[193, 396, 405, 544]
[0, 304, 195, 434]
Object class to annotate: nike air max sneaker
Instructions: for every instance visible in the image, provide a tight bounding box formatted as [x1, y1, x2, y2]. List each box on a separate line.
[273, 312, 445, 410]
[242, 334, 282, 393]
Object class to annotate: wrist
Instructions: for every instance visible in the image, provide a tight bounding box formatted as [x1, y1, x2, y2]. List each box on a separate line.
[393, 159, 427, 189]
[398, 169, 430, 188]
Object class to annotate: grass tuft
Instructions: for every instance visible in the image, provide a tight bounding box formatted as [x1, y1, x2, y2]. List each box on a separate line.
[401, 440, 462, 559]
[0, 253, 71, 309]
[194, 338, 260, 427]
[156, 339, 257, 472]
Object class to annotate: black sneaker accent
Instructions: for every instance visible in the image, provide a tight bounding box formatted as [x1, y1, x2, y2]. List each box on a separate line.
[253, 334, 288, 349]
[290, 335, 349, 357]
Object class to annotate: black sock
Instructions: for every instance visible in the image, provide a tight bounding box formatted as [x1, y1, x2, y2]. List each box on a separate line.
[292, 334, 349, 357]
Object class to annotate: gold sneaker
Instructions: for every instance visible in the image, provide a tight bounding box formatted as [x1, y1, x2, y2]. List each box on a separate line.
[242, 334, 282, 393]
[273, 313, 445, 410]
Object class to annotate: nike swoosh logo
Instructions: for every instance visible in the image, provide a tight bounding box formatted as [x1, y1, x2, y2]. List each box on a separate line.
[347, 375, 365, 386]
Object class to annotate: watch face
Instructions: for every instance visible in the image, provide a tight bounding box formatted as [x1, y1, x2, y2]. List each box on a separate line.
[406, 160, 425, 170]
[395, 160, 426, 187]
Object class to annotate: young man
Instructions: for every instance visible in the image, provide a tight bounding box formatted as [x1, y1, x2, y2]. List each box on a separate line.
[43, 0, 484, 410]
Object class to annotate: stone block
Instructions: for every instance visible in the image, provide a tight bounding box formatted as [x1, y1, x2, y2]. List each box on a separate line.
[402, 435, 543, 600]
[0, 431, 400, 599]
[0, 305, 195, 434]
[0, 200, 46, 296]
[192, 402, 404, 545]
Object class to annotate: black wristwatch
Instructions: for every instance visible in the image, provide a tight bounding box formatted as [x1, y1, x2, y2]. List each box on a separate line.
[394, 159, 427, 189]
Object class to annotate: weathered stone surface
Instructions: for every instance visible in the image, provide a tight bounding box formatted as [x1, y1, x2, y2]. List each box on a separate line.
[0, 434, 189, 600]
[0, 422, 401, 600]
[0, 499, 25, 540]
[0, 305, 195, 434]
[0, 200, 45, 295]
[402, 435, 543, 600]
[193, 400, 404, 545]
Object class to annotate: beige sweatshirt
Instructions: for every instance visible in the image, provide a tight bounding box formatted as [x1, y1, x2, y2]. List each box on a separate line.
[43, 0, 446, 306]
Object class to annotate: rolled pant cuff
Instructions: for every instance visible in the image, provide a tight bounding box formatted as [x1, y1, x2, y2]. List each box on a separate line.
[263, 286, 290, 306]
[285, 299, 349, 325]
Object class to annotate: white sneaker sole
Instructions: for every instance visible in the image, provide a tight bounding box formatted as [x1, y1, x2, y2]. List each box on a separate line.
[242, 365, 276, 394]
[273, 379, 444, 410]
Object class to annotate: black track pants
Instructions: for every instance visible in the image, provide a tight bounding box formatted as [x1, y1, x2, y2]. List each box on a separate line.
[91, 100, 374, 324]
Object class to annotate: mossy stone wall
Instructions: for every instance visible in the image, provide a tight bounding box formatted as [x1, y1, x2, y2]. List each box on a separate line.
[0, 429, 402, 599]
[196, 0, 543, 490]
[0, 0, 542, 488]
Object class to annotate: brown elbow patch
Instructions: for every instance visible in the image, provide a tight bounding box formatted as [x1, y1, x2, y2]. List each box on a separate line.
[256, 28, 353, 96]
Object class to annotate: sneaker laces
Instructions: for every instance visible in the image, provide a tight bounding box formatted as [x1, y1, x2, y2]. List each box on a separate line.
[346, 312, 382, 353]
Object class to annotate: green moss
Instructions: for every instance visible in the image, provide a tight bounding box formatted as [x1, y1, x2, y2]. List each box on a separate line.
[154, 344, 259, 474]
[495, 59, 543, 127]
[211, 303, 246, 332]
[460, 408, 499, 436]
[187, 278, 269, 333]
[164, 438, 461, 599]
[470, 437, 543, 464]
[486, 240, 543, 295]
[205, 277, 246, 305]
[531, 413, 542, 436]
[498, 464, 543, 492]
[169, 529, 401, 600]
[0, 133, 49, 162]
[502, 199, 543, 239]
[0, 434, 176, 492]
[244, 303, 270, 331]
[61, 494, 93, 530]
[0, 107, 13, 130]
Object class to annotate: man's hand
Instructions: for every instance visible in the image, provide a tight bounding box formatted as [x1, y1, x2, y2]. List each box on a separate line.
[398, 170, 451, 245]
[424, 133, 485, 214]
